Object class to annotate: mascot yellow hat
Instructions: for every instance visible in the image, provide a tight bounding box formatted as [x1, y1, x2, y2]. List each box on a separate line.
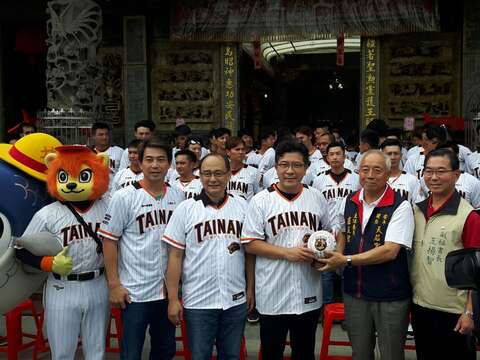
[0, 133, 61, 182]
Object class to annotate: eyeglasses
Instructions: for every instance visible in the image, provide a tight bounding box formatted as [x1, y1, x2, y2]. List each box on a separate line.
[277, 162, 305, 170]
[423, 168, 455, 177]
[200, 171, 228, 178]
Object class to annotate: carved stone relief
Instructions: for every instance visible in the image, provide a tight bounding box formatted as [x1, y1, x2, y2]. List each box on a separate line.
[45, 0, 102, 112]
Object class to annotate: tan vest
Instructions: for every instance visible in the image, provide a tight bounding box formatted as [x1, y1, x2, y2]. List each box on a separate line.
[411, 197, 472, 314]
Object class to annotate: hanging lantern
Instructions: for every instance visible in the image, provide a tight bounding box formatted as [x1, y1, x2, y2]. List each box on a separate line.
[336, 33, 345, 66]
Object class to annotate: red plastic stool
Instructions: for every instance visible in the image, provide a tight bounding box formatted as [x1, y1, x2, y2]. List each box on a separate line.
[0, 299, 40, 360]
[175, 318, 192, 359]
[106, 308, 122, 353]
[320, 303, 352, 360]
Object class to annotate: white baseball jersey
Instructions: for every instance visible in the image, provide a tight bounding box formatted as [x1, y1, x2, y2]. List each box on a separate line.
[260, 166, 315, 191]
[228, 165, 258, 201]
[256, 147, 276, 186]
[388, 172, 422, 203]
[119, 147, 130, 170]
[110, 167, 144, 193]
[23, 199, 108, 273]
[92, 145, 124, 177]
[309, 149, 322, 164]
[419, 172, 480, 208]
[246, 150, 263, 168]
[404, 153, 425, 179]
[241, 185, 333, 315]
[308, 158, 355, 180]
[407, 145, 421, 159]
[162, 192, 248, 310]
[98, 181, 184, 302]
[170, 176, 203, 199]
[459, 144, 472, 172]
[466, 151, 480, 179]
[345, 150, 358, 163]
[312, 170, 360, 220]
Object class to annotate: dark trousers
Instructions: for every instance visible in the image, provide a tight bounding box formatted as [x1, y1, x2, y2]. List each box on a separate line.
[411, 303, 476, 360]
[259, 308, 321, 360]
[120, 299, 176, 360]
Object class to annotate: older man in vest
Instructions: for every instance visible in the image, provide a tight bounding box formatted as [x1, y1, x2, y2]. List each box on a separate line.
[318, 150, 414, 360]
[410, 148, 480, 360]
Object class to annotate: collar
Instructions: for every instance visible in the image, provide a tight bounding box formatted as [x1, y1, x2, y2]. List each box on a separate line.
[231, 164, 247, 175]
[194, 189, 229, 208]
[417, 190, 461, 219]
[351, 185, 394, 208]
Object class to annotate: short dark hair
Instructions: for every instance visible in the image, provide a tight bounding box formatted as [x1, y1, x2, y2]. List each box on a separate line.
[213, 127, 231, 138]
[275, 141, 310, 167]
[436, 140, 459, 156]
[413, 127, 424, 139]
[326, 142, 345, 153]
[174, 124, 191, 137]
[186, 136, 204, 147]
[380, 138, 402, 150]
[134, 120, 156, 132]
[91, 122, 110, 134]
[127, 139, 143, 149]
[366, 118, 388, 137]
[424, 148, 459, 171]
[360, 129, 379, 149]
[138, 137, 171, 163]
[237, 128, 253, 138]
[319, 132, 335, 144]
[294, 125, 313, 138]
[226, 136, 245, 150]
[385, 127, 402, 139]
[425, 124, 447, 143]
[259, 128, 276, 142]
[199, 153, 231, 172]
[175, 149, 197, 163]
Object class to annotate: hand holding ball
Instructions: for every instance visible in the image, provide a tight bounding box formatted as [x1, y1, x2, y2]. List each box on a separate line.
[307, 231, 336, 259]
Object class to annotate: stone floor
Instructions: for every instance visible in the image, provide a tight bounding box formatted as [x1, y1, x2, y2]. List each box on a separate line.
[1, 316, 422, 359]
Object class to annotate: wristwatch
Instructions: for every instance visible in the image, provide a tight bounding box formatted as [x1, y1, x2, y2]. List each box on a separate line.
[464, 310, 474, 318]
[346, 255, 353, 268]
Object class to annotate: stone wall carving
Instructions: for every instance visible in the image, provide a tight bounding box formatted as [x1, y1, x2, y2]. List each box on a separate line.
[151, 42, 220, 131]
[380, 33, 460, 126]
[45, 0, 102, 112]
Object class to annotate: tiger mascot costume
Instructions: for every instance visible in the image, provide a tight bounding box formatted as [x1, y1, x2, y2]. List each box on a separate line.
[17, 145, 110, 360]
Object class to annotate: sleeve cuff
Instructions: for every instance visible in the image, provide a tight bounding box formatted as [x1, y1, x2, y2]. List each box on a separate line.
[162, 235, 186, 249]
[98, 228, 120, 241]
[240, 237, 264, 244]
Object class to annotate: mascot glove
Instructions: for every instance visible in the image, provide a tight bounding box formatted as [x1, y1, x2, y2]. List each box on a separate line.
[40, 247, 73, 276]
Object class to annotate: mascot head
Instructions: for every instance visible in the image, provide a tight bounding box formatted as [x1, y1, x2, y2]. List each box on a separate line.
[45, 145, 109, 202]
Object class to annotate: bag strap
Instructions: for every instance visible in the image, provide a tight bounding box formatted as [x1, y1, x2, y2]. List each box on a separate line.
[63, 202, 103, 254]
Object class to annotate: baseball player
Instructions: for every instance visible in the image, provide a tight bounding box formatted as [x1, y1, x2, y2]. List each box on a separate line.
[169, 149, 203, 199]
[99, 138, 184, 360]
[226, 137, 258, 201]
[241, 141, 337, 359]
[90, 121, 124, 177]
[311, 142, 360, 305]
[380, 138, 421, 203]
[119, 120, 156, 169]
[246, 129, 276, 169]
[419, 142, 480, 208]
[404, 124, 446, 179]
[164, 153, 254, 359]
[465, 150, 480, 179]
[294, 126, 322, 164]
[110, 139, 144, 193]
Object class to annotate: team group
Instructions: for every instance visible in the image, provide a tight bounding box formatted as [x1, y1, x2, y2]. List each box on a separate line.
[23, 119, 480, 360]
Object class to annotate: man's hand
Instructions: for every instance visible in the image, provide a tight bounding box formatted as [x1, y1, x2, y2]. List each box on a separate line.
[109, 284, 131, 309]
[284, 246, 316, 262]
[454, 313, 475, 335]
[51, 247, 73, 276]
[168, 299, 183, 327]
[316, 251, 348, 272]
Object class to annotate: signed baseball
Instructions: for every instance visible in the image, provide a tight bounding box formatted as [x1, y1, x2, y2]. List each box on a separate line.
[307, 231, 336, 259]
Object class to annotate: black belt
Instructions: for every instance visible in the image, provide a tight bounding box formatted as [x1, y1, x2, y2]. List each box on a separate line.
[53, 268, 105, 281]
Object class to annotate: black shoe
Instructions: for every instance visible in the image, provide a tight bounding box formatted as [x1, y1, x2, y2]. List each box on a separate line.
[247, 308, 260, 323]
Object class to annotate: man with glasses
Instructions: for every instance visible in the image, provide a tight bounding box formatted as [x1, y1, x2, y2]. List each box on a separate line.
[318, 150, 414, 360]
[100, 138, 184, 360]
[241, 141, 336, 359]
[163, 154, 254, 359]
[410, 148, 480, 359]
